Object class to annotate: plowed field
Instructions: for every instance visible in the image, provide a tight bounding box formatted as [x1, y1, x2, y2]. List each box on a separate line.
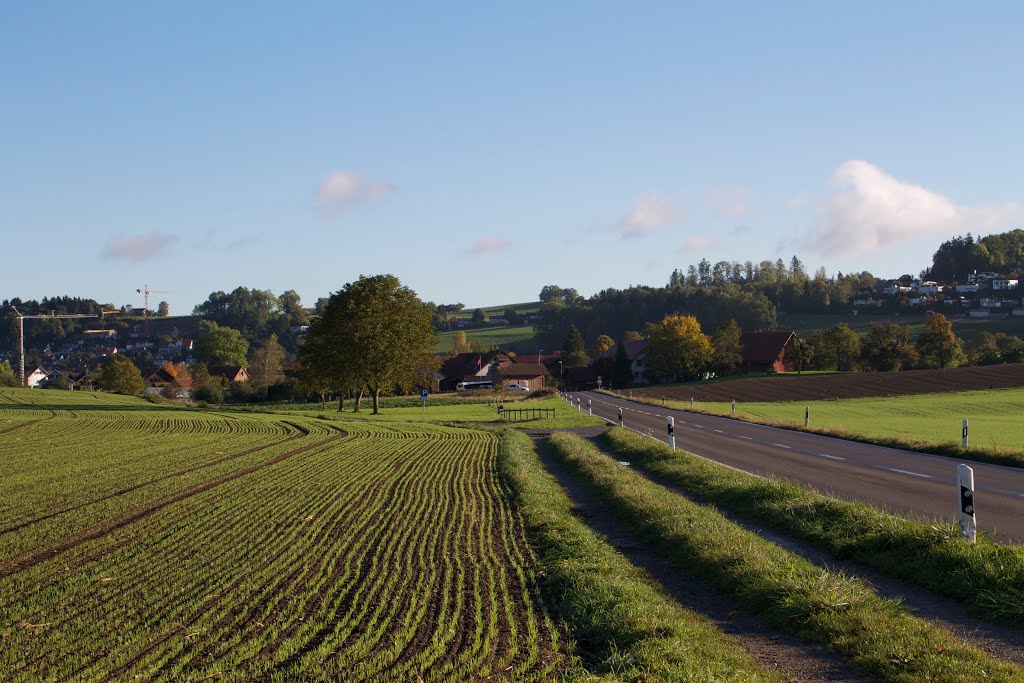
[636, 363, 1024, 403]
[0, 389, 563, 681]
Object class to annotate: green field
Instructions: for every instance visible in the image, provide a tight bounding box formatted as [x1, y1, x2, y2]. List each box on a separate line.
[258, 395, 604, 430]
[0, 389, 566, 680]
[434, 323, 538, 353]
[681, 387, 1024, 456]
[782, 312, 1024, 342]
[446, 301, 540, 319]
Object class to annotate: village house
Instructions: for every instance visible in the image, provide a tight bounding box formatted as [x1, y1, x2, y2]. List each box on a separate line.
[738, 331, 797, 373]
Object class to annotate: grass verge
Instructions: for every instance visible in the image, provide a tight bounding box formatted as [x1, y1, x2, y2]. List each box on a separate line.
[497, 430, 781, 682]
[599, 427, 1024, 628]
[548, 431, 1024, 683]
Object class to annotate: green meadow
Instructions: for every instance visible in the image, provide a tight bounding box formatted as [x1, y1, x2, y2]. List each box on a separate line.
[682, 387, 1024, 456]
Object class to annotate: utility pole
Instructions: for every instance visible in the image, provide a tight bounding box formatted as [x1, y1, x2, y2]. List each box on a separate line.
[11, 308, 99, 387]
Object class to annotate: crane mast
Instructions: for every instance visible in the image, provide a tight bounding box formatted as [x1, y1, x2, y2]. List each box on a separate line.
[11, 307, 99, 387]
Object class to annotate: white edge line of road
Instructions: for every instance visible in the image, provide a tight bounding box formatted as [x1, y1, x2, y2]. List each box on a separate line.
[599, 416, 768, 480]
[584, 392, 1024, 475]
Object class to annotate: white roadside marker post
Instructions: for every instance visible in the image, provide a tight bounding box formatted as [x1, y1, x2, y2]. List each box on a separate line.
[618, 407, 623, 427]
[957, 463, 976, 543]
[667, 416, 675, 451]
[732, 400, 736, 416]
[962, 419, 969, 450]
[576, 397, 581, 412]
[689, 397, 693, 409]
[587, 399, 592, 415]
[804, 406, 809, 428]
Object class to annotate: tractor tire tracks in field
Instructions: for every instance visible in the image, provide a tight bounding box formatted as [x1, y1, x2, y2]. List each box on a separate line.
[534, 434, 873, 683]
[0, 424, 348, 581]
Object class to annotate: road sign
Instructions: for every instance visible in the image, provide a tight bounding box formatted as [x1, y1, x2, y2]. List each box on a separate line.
[421, 388, 428, 400]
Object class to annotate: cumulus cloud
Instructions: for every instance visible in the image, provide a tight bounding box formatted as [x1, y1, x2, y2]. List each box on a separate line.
[676, 235, 718, 254]
[315, 170, 395, 218]
[707, 187, 750, 217]
[617, 193, 682, 238]
[101, 232, 178, 262]
[468, 235, 510, 255]
[808, 160, 1019, 255]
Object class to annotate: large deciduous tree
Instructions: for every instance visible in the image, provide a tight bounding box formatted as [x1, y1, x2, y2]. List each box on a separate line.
[644, 314, 713, 381]
[0, 360, 19, 387]
[195, 321, 250, 367]
[248, 333, 286, 393]
[98, 355, 144, 396]
[916, 312, 966, 369]
[448, 331, 472, 355]
[591, 334, 615, 358]
[861, 322, 916, 371]
[314, 274, 437, 414]
[710, 319, 743, 375]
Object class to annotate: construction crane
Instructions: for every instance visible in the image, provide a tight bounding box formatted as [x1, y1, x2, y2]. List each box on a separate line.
[135, 285, 169, 315]
[11, 307, 99, 387]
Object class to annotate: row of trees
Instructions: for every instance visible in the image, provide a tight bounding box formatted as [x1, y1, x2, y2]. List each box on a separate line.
[925, 230, 1024, 281]
[794, 312, 972, 372]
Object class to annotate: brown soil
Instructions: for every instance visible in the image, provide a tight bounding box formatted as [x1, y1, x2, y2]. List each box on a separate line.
[636, 363, 1024, 403]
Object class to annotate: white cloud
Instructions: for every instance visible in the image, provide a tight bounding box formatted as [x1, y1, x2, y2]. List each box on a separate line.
[676, 235, 718, 254]
[468, 235, 510, 255]
[315, 170, 395, 218]
[808, 160, 1019, 255]
[707, 187, 750, 217]
[101, 232, 177, 262]
[617, 193, 682, 238]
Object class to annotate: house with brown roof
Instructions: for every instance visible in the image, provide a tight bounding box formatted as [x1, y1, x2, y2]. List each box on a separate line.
[208, 366, 250, 383]
[494, 363, 549, 391]
[438, 351, 512, 391]
[739, 331, 797, 373]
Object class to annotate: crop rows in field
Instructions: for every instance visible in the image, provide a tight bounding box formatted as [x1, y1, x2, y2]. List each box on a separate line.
[1, 412, 562, 680]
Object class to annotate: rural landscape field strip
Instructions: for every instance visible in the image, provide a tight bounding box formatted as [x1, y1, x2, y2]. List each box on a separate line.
[547, 431, 1024, 682]
[498, 430, 785, 682]
[598, 427, 1024, 628]
[0, 403, 564, 681]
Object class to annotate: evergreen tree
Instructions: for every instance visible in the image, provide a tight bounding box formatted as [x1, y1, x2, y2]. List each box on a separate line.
[561, 325, 590, 367]
[611, 339, 633, 387]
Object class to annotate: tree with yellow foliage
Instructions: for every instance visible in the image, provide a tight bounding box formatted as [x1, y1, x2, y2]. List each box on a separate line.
[645, 314, 713, 381]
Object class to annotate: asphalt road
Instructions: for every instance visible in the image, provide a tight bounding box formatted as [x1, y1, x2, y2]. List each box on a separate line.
[563, 391, 1024, 544]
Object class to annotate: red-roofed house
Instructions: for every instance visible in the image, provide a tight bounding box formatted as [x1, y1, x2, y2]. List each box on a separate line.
[739, 331, 797, 373]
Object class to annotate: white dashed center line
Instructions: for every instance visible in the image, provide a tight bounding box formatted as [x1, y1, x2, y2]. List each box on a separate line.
[737, 435, 753, 440]
[814, 453, 846, 461]
[888, 468, 932, 479]
[772, 443, 792, 449]
[712, 429, 724, 433]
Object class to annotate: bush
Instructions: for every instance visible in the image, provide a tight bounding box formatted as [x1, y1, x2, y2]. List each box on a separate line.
[192, 383, 224, 404]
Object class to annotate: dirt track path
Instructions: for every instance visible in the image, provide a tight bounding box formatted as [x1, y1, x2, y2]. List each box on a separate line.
[533, 436, 872, 683]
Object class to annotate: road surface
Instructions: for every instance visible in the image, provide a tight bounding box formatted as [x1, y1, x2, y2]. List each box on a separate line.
[563, 391, 1024, 544]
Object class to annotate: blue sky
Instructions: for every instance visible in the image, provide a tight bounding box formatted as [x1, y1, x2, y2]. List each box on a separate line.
[3, 2, 1023, 314]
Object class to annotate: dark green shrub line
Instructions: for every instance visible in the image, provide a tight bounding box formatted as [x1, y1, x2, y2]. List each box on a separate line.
[549, 431, 1024, 683]
[599, 427, 1024, 628]
[497, 430, 782, 682]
